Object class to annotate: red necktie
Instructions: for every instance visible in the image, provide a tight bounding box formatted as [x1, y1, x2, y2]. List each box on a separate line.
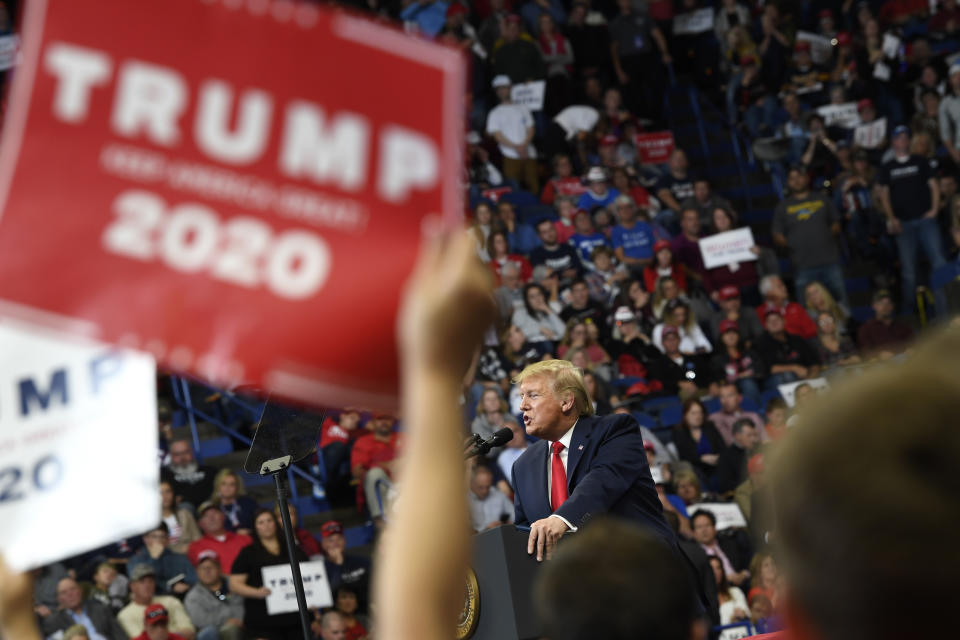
[551, 441, 568, 511]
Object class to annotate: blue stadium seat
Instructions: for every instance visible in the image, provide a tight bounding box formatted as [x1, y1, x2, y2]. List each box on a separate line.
[760, 389, 783, 409]
[651, 425, 675, 444]
[703, 397, 721, 414]
[659, 404, 683, 428]
[931, 261, 960, 290]
[501, 190, 539, 207]
[851, 305, 874, 323]
[345, 524, 375, 549]
[197, 436, 233, 460]
[518, 203, 556, 225]
[845, 276, 871, 294]
[642, 396, 681, 414]
[740, 397, 760, 413]
[632, 411, 658, 429]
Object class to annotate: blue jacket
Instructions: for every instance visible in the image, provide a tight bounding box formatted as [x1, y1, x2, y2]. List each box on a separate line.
[511, 413, 675, 546]
[127, 547, 197, 593]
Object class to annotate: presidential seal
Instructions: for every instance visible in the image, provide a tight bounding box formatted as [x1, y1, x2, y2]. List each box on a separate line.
[455, 567, 480, 639]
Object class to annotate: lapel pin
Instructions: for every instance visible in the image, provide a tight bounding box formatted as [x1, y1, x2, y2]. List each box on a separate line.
[578, 445, 584, 451]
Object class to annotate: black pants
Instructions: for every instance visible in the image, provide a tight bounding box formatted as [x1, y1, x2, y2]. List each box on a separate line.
[621, 52, 667, 126]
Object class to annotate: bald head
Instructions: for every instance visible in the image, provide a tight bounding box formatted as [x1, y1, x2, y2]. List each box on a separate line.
[320, 611, 347, 640]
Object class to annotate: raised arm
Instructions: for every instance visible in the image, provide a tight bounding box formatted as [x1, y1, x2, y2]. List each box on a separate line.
[375, 232, 496, 640]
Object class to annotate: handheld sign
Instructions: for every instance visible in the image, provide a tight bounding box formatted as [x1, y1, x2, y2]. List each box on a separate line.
[263, 561, 333, 614]
[0, 0, 465, 410]
[698, 228, 757, 270]
[0, 321, 158, 571]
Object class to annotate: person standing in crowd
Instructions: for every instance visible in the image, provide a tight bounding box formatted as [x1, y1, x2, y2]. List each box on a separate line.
[229, 509, 308, 640]
[878, 125, 947, 316]
[608, 0, 671, 125]
[183, 551, 244, 640]
[772, 165, 848, 309]
[486, 74, 539, 194]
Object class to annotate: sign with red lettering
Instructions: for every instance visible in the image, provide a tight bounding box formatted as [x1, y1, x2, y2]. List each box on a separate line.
[0, 0, 465, 409]
[635, 131, 675, 164]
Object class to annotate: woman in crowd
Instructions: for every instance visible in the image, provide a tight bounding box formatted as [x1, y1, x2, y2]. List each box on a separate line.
[487, 230, 532, 284]
[557, 319, 611, 368]
[230, 509, 309, 640]
[703, 207, 760, 300]
[613, 278, 658, 335]
[672, 398, 725, 482]
[804, 280, 850, 334]
[582, 370, 615, 415]
[335, 586, 370, 640]
[274, 503, 321, 557]
[499, 324, 542, 377]
[710, 320, 761, 404]
[511, 283, 566, 352]
[710, 556, 750, 625]
[642, 240, 688, 294]
[471, 388, 510, 459]
[747, 550, 781, 610]
[814, 312, 861, 369]
[469, 202, 496, 262]
[611, 167, 656, 213]
[673, 468, 704, 509]
[87, 562, 127, 615]
[210, 469, 258, 536]
[160, 480, 201, 554]
[651, 276, 686, 320]
[652, 299, 712, 355]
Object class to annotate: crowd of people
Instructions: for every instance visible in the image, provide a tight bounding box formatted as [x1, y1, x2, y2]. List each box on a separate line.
[12, 0, 960, 638]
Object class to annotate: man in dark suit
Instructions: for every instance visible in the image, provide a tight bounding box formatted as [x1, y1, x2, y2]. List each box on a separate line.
[510, 359, 679, 561]
[40, 577, 128, 640]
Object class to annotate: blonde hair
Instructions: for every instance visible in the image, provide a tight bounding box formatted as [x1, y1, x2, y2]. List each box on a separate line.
[804, 281, 848, 323]
[63, 625, 90, 640]
[513, 359, 595, 417]
[211, 468, 246, 503]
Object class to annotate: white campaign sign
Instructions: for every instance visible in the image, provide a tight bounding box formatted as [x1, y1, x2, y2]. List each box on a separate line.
[817, 102, 860, 128]
[263, 560, 333, 614]
[673, 8, 714, 35]
[795, 31, 833, 65]
[0, 321, 158, 571]
[511, 81, 546, 112]
[688, 502, 748, 530]
[699, 228, 757, 270]
[777, 377, 830, 407]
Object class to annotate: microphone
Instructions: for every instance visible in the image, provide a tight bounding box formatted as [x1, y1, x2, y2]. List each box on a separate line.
[465, 427, 514, 459]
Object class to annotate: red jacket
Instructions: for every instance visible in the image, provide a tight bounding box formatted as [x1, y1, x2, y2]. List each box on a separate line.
[187, 532, 252, 573]
[642, 263, 687, 294]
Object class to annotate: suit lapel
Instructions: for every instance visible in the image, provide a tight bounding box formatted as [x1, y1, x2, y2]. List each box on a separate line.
[532, 439, 552, 517]
[565, 417, 591, 491]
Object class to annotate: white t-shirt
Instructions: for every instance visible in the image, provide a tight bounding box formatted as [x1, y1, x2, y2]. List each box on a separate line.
[553, 105, 600, 139]
[487, 103, 536, 159]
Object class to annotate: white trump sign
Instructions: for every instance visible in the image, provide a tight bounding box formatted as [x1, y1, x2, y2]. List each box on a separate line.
[511, 81, 546, 112]
[263, 560, 333, 614]
[0, 320, 158, 571]
[699, 228, 758, 270]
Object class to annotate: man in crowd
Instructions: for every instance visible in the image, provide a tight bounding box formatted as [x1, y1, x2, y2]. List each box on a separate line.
[486, 74, 538, 193]
[135, 604, 187, 640]
[317, 611, 348, 640]
[40, 577, 127, 640]
[711, 286, 763, 348]
[754, 309, 820, 388]
[609, 0, 671, 123]
[611, 195, 656, 275]
[671, 207, 707, 286]
[494, 261, 525, 324]
[708, 382, 765, 445]
[351, 414, 401, 528]
[468, 465, 515, 532]
[857, 289, 915, 359]
[498, 200, 540, 255]
[755, 275, 817, 339]
[118, 565, 195, 639]
[161, 439, 216, 510]
[320, 521, 372, 613]
[490, 14, 547, 84]
[187, 503, 252, 573]
[715, 418, 760, 493]
[656, 150, 695, 224]
[127, 523, 196, 596]
[577, 166, 619, 211]
[319, 408, 362, 503]
[531, 218, 583, 284]
[183, 551, 243, 640]
[878, 125, 947, 316]
[772, 165, 848, 308]
[690, 511, 750, 587]
[560, 278, 606, 332]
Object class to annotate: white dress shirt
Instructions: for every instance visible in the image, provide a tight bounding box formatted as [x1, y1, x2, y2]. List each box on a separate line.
[546, 420, 579, 531]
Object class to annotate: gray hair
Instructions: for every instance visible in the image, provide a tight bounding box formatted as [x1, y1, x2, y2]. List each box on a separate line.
[759, 274, 782, 296]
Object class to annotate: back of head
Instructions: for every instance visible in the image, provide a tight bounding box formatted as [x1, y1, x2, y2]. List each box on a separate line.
[770, 327, 960, 640]
[535, 519, 694, 640]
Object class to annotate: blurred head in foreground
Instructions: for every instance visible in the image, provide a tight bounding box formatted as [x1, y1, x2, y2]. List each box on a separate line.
[770, 326, 960, 640]
[534, 518, 700, 640]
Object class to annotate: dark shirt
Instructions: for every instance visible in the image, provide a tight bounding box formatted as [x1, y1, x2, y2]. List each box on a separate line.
[231, 542, 308, 633]
[857, 318, 914, 351]
[530, 243, 583, 274]
[716, 444, 749, 493]
[657, 173, 695, 206]
[754, 331, 820, 376]
[608, 11, 655, 57]
[161, 464, 216, 509]
[492, 38, 547, 82]
[877, 154, 933, 221]
[560, 301, 607, 336]
[673, 421, 726, 478]
[325, 554, 373, 613]
[772, 191, 841, 269]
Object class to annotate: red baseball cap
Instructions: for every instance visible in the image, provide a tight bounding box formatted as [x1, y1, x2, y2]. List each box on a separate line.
[643, 441, 655, 453]
[794, 40, 812, 52]
[654, 239, 672, 253]
[857, 98, 874, 111]
[321, 521, 344, 538]
[661, 325, 680, 338]
[719, 319, 740, 335]
[600, 134, 619, 147]
[836, 31, 852, 46]
[505, 13, 522, 23]
[144, 604, 168, 626]
[718, 285, 740, 301]
[446, 2, 467, 17]
[819, 8, 833, 18]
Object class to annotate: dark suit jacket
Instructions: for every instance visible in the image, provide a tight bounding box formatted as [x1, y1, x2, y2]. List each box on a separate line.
[673, 420, 726, 479]
[41, 598, 128, 640]
[511, 413, 675, 546]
